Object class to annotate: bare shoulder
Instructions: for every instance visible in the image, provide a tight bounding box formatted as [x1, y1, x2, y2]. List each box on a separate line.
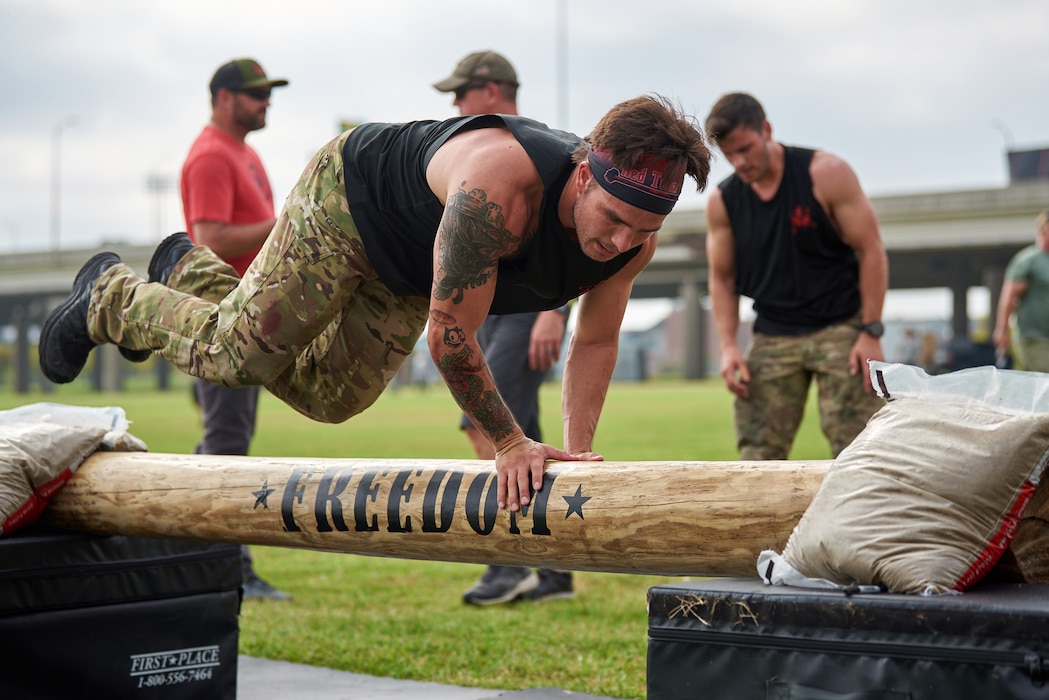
[427, 126, 541, 203]
[809, 150, 858, 183]
[809, 150, 864, 206]
[705, 186, 729, 227]
[810, 149, 881, 247]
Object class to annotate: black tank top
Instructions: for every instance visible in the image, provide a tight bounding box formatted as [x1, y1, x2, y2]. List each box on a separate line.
[341, 115, 640, 314]
[719, 146, 859, 335]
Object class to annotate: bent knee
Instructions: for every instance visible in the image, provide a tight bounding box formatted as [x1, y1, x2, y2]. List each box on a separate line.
[282, 386, 385, 424]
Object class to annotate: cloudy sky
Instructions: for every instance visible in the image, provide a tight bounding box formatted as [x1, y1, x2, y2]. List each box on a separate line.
[1, 0, 1046, 256]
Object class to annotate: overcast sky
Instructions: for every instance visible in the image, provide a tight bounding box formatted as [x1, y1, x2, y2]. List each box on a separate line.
[1, 0, 1046, 256]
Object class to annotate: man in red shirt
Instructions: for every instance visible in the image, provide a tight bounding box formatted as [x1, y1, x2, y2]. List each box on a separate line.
[181, 58, 290, 600]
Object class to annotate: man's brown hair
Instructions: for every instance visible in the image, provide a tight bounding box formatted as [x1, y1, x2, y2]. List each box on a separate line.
[573, 94, 712, 195]
[704, 92, 766, 143]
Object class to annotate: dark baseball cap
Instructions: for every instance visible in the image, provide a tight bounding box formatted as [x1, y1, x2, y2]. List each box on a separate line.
[432, 50, 518, 92]
[209, 59, 289, 96]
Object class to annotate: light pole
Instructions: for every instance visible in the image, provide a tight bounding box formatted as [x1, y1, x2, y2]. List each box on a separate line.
[556, 0, 568, 129]
[145, 172, 174, 240]
[50, 116, 77, 252]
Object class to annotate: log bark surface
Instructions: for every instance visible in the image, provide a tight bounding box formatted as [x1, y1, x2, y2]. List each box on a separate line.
[41, 453, 831, 577]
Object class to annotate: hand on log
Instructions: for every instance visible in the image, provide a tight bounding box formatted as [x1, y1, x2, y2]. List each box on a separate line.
[495, 435, 580, 512]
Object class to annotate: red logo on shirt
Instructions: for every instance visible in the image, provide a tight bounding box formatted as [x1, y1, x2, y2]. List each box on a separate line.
[790, 206, 816, 235]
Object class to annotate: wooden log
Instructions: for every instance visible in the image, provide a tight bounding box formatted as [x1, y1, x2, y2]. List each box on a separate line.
[41, 453, 832, 577]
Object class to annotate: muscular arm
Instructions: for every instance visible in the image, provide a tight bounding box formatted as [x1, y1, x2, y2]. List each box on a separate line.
[705, 189, 750, 397]
[562, 238, 655, 455]
[425, 131, 576, 511]
[191, 219, 276, 261]
[428, 186, 519, 448]
[812, 152, 888, 389]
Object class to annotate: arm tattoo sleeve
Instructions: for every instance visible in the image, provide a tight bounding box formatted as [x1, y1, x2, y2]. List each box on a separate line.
[436, 332, 516, 443]
[433, 187, 519, 305]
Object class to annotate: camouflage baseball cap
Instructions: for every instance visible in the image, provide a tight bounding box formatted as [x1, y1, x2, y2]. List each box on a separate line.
[432, 50, 519, 92]
[209, 59, 289, 96]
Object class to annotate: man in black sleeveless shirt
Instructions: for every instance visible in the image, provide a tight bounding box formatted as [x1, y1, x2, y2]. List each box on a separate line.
[704, 92, 887, 460]
[40, 95, 712, 514]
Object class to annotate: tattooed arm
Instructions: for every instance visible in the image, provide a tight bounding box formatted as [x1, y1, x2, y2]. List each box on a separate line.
[429, 185, 519, 451]
[425, 132, 577, 511]
[426, 188, 576, 511]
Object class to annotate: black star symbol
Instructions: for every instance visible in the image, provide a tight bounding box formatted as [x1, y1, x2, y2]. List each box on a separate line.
[563, 485, 592, 520]
[252, 480, 275, 510]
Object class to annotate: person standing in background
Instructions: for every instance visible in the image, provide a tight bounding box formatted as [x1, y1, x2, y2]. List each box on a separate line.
[433, 50, 573, 605]
[179, 58, 291, 600]
[704, 92, 887, 461]
[994, 211, 1049, 372]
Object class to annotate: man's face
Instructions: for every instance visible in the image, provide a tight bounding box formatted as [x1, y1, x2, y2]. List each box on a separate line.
[715, 124, 771, 184]
[231, 89, 271, 132]
[572, 177, 664, 262]
[1038, 221, 1049, 252]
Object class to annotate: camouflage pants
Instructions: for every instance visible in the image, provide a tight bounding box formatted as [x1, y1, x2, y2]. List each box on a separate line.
[89, 131, 430, 423]
[735, 317, 883, 460]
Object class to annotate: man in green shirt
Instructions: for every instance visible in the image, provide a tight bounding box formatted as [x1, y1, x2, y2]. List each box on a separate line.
[994, 210, 1049, 372]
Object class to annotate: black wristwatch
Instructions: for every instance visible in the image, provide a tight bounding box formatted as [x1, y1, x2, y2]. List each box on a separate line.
[861, 321, 885, 339]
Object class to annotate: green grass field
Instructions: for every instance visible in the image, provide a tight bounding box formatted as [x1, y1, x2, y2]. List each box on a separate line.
[0, 376, 831, 699]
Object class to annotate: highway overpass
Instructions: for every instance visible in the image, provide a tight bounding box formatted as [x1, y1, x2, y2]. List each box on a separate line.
[2, 180, 1046, 389]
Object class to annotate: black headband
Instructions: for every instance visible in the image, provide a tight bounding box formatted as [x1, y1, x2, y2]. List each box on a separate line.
[586, 148, 685, 215]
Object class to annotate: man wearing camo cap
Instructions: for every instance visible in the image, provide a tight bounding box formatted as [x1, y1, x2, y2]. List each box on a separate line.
[434, 51, 574, 606]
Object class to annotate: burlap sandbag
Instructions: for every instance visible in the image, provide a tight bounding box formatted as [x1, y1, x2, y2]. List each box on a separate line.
[991, 476, 1049, 583]
[782, 396, 1049, 595]
[0, 421, 108, 535]
[0, 403, 147, 536]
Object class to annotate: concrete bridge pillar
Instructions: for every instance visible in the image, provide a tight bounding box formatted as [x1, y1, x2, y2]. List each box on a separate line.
[11, 305, 30, 394]
[679, 276, 706, 379]
[93, 345, 124, 393]
[983, 265, 1005, 335]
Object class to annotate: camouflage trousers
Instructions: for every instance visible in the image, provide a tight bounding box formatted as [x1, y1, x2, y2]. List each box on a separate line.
[735, 316, 883, 460]
[89, 131, 430, 423]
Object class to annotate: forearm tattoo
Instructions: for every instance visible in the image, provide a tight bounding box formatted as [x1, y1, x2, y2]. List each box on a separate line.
[433, 188, 519, 305]
[435, 328, 516, 443]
